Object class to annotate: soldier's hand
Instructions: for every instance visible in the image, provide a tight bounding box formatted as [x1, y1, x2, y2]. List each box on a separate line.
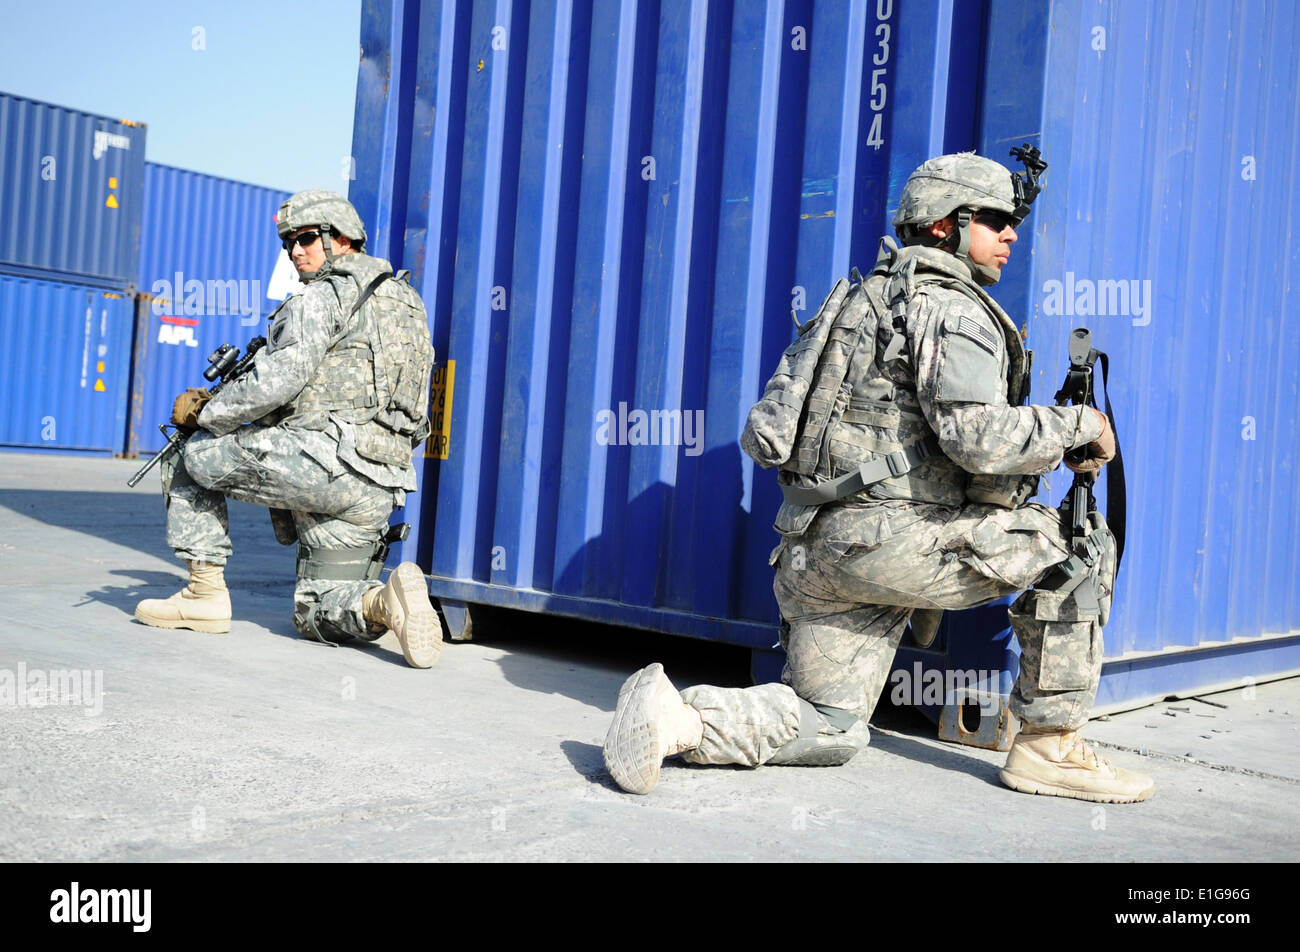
[171, 388, 212, 432]
[1086, 409, 1116, 464]
[1066, 409, 1115, 474]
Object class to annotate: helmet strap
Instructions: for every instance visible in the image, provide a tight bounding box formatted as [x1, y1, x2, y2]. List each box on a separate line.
[949, 207, 973, 258]
[947, 207, 1000, 285]
[320, 224, 335, 265]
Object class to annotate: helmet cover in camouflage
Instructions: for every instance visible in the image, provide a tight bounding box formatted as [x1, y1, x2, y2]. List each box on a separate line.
[892, 153, 1016, 228]
[277, 190, 367, 246]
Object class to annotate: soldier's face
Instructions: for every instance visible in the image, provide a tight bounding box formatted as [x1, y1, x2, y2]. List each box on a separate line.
[930, 212, 1018, 277]
[967, 213, 1018, 276]
[285, 226, 351, 275]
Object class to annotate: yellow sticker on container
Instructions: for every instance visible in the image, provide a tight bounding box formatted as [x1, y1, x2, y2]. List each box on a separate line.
[425, 360, 454, 460]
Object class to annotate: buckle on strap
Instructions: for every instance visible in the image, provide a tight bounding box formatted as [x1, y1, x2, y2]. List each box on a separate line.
[885, 450, 910, 477]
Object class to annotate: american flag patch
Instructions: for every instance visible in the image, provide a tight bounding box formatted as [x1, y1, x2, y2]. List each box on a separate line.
[956, 314, 999, 353]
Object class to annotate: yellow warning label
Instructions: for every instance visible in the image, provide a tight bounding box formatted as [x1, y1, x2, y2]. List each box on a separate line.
[94, 379, 106, 392]
[109, 177, 118, 188]
[96, 361, 105, 372]
[106, 194, 118, 209]
[425, 360, 455, 460]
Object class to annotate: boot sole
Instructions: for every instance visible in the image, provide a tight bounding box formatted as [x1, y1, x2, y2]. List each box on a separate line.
[603, 664, 664, 795]
[999, 767, 1154, 803]
[134, 610, 230, 634]
[389, 563, 442, 669]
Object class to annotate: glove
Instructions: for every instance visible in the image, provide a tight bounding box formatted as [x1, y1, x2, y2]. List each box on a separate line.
[1066, 409, 1115, 475]
[171, 388, 212, 432]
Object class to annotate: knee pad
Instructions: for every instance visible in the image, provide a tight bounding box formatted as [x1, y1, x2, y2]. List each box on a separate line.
[296, 541, 386, 583]
[767, 700, 869, 767]
[295, 522, 410, 583]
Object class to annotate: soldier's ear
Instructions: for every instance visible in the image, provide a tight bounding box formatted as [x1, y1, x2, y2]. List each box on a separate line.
[928, 216, 955, 240]
[333, 234, 352, 253]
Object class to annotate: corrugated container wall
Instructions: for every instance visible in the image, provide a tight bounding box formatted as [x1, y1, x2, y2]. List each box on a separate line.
[351, 0, 984, 648]
[128, 164, 290, 455]
[0, 93, 146, 290]
[350, 0, 1300, 711]
[979, 0, 1300, 708]
[0, 274, 134, 452]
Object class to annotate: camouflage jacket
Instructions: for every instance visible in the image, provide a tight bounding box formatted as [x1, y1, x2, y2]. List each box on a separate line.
[198, 253, 430, 492]
[776, 244, 1100, 534]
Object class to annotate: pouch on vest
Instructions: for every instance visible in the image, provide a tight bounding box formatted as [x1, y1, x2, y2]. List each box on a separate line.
[740, 277, 857, 470]
[966, 472, 1040, 509]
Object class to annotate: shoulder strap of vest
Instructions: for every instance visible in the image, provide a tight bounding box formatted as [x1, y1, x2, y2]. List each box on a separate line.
[350, 273, 392, 320]
[325, 271, 393, 349]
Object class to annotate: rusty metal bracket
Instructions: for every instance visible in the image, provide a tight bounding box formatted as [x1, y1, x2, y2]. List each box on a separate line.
[938, 694, 1019, 751]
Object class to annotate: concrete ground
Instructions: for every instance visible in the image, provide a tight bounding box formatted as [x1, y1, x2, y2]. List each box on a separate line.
[1, 451, 1297, 862]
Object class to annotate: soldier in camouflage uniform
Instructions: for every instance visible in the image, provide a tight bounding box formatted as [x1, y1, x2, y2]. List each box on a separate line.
[135, 190, 443, 668]
[604, 153, 1154, 802]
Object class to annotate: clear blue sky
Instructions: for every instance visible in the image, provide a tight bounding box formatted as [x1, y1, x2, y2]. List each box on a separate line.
[0, 0, 361, 192]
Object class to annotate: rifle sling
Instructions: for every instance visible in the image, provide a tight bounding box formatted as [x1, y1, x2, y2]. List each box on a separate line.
[1097, 352, 1126, 568]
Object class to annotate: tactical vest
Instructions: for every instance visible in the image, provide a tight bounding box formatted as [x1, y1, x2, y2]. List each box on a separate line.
[290, 258, 435, 467]
[746, 241, 1034, 530]
[846, 244, 1035, 509]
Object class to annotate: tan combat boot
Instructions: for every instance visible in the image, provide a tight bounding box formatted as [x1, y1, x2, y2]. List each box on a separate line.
[603, 663, 705, 794]
[361, 562, 442, 669]
[135, 561, 232, 634]
[1000, 728, 1155, 803]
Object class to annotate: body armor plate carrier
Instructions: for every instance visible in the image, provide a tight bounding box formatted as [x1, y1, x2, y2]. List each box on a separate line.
[290, 260, 435, 467]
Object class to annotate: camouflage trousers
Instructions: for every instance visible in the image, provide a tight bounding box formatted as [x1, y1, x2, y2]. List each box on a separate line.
[681, 498, 1116, 767]
[161, 425, 400, 645]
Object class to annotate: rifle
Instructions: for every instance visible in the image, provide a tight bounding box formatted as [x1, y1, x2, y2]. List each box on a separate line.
[1041, 328, 1125, 610]
[126, 338, 266, 488]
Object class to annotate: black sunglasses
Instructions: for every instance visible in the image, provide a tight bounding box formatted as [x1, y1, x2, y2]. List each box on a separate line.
[973, 209, 1017, 233]
[283, 230, 322, 252]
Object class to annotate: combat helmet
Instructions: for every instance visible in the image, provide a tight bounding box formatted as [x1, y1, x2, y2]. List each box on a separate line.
[892, 148, 1046, 284]
[276, 190, 367, 275]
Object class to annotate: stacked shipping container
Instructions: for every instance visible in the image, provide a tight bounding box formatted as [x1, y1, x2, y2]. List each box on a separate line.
[0, 92, 291, 458]
[0, 93, 146, 453]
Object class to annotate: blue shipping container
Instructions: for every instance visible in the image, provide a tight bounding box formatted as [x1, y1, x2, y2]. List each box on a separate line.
[0, 92, 147, 290]
[349, 0, 1300, 720]
[351, 0, 969, 652]
[978, 0, 1300, 710]
[128, 163, 290, 456]
[0, 273, 134, 453]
